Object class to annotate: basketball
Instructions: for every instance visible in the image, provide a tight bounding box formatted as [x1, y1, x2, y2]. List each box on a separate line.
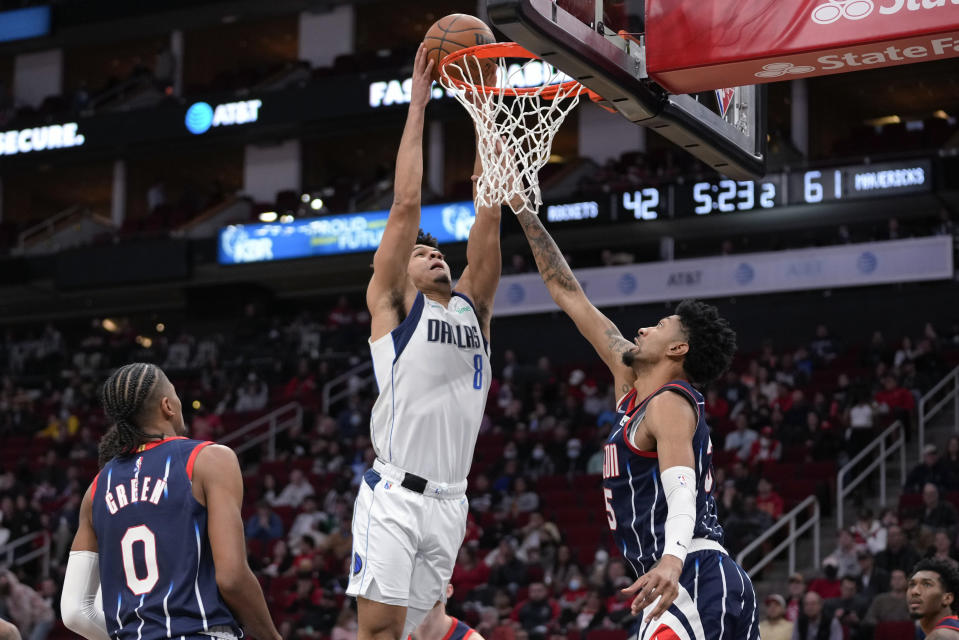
[423, 14, 496, 85]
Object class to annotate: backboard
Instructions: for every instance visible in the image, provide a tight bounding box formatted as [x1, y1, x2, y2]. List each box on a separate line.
[486, 0, 767, 179]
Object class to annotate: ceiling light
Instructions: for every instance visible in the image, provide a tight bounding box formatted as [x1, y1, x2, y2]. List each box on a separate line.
[301, 193, 310, 203]
[310, 198, 323, 210]
[865, 115, 901, 126]
[280, 214, 295, 223]
[259, 211, 278, 222]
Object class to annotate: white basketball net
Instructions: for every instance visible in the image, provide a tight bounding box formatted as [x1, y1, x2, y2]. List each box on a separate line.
[440, 53, 585, 214]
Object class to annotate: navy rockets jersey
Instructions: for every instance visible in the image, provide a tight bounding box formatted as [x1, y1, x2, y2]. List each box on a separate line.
[91, 437, 241, 640]
[445, 618, 478, 640]
[600, 380, 723, 576]
[917, 615, 959, 639]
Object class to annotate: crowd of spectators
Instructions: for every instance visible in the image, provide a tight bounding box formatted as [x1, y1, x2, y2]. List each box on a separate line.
[0, 292, 957, 639]
[756, 508, 958, 640]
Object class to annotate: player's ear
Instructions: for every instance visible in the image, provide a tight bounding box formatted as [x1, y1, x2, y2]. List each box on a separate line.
[943, 590, 955, 609]
[668, 341, 689, 357]
[160, 395, 175, 419]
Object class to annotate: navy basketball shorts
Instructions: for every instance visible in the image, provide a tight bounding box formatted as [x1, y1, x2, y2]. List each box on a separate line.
[636, 548, 759, 640]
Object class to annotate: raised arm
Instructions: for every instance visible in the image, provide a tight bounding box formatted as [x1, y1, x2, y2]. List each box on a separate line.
[367, 44, 434, 341]
[455, 141, 502, 339]
[194, 445, 281, 640]
[515, 208, 636, 396]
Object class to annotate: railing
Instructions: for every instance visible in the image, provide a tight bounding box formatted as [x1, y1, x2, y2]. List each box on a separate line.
[836, 421, 906, 529]
[86, 72, 153, 112]
[16, 205, 86, 249]
[918, 365, 959, 462]
[0, 531, 51, 578]
[736, 495, 820, 578]
[322, 360, 374, 414]
[173, 196, 251, 239]
[219, 402, 302, 460]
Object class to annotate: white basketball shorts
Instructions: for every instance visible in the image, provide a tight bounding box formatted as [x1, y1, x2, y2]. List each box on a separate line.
[347, 460, 469, 612]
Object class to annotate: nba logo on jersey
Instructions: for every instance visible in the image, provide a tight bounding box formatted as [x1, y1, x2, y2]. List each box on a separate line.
[134, 457, 142, 476]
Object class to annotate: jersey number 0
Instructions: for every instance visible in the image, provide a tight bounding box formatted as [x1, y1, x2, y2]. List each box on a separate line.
[121, 525, 159, 595]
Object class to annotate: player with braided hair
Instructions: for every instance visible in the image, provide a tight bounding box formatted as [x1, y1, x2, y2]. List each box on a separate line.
[96, 362, 168, 465]
[61, 363, 280, 640]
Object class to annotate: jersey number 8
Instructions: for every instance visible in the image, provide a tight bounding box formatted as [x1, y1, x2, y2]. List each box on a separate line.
[472, 354, 483, 390]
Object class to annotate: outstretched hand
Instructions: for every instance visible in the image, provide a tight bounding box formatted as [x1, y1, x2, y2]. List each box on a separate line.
[410, 44, 435, 109]
[621, 555, 683, 624]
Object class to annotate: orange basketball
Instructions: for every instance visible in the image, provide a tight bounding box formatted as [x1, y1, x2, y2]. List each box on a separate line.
[423, 14, 496, 85]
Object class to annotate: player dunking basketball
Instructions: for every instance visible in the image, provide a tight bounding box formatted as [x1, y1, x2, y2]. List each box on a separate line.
[515, 211, 758, 640]
[61, 363, 280, 640]
[909, 558, 959, 639]
[348, 44, 504, 640]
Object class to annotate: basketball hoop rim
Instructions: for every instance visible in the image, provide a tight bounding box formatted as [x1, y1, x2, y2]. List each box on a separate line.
[439, 42, 600, 101]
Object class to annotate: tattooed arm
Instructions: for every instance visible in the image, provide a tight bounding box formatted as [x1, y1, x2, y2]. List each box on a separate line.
[516, 208, 636, 395]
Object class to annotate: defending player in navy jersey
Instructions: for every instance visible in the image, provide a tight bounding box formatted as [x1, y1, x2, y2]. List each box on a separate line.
[61, 363, 280, 640]
[350, 43, 509, 640]
[516, 210, 757, 639]
[410, 583, 486, 640]
[909, 558, 959, 639]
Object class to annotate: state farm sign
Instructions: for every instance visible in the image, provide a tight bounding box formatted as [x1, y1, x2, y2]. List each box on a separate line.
[646, 0, 959, 94]
[812, 0, 958, 24]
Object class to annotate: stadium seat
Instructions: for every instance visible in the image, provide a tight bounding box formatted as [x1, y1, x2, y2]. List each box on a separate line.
[586, 630, 628, 640]
[874, 621, 916, 639]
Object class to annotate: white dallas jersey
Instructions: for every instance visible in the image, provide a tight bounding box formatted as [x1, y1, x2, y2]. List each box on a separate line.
[369, 291, 491, 484]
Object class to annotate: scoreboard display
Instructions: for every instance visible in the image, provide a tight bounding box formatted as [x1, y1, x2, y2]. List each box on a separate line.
[675, 176, 785, 215]
[614, 158, 933, 220]
[786, 159, 932, 205]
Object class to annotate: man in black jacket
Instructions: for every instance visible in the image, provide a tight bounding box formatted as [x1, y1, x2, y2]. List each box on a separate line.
[875, 525, 921, 575]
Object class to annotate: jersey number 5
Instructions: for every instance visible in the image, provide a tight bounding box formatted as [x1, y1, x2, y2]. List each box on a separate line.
[121, 525, 159, 595]
[603, 488, 616, 530]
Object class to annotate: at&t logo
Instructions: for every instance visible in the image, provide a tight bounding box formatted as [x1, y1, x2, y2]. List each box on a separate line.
[185, 99, 262, 135]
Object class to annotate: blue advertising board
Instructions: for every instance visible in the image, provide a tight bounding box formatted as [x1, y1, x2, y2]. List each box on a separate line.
[218, 201, 477, 264]
[0, 6, 51, 43]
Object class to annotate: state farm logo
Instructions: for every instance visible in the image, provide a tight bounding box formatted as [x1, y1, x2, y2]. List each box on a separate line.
[754, 62, 817, 78]
[812, 0, 959, 23]
[812, 0, 874, 24]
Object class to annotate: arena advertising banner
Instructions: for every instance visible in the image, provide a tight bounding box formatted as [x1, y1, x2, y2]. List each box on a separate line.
[646, 0, 959, 94]
[218, 201, 476, 264]
[0, 121, 86, 156]
[492, 236, 953, 316]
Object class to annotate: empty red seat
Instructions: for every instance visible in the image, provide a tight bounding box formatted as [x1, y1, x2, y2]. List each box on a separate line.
[586, 630, 628, 640]
[874, 621, 916, 640]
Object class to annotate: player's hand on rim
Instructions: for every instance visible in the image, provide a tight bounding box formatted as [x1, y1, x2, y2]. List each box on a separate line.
[622, 555, 683, 623]
[411, 43, 435, 108]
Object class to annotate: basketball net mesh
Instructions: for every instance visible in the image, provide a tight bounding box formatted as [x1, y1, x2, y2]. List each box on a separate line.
[440, 55, 584, 214]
